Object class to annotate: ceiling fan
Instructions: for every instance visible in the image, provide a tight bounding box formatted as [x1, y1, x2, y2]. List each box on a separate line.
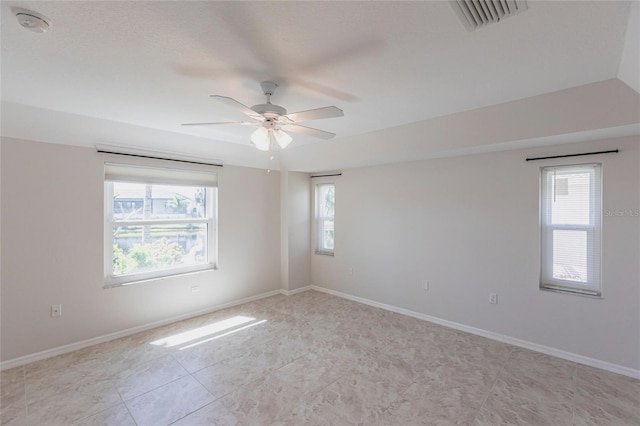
[182, 81, 344, 151]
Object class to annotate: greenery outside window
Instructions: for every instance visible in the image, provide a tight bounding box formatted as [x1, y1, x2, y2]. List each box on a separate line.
[104, 163, 217, 287]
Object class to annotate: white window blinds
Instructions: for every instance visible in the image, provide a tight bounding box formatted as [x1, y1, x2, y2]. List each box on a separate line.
[105, 163, 217, 187]
[540, 163, 601, 296]
[315, 183, 335, 255]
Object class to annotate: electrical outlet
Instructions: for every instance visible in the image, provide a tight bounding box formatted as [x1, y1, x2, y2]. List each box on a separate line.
[489, 293, 498, 304]
[51, 304, 62, 317]
[348, 267, 353, 275]
[422, 280, 429, 291]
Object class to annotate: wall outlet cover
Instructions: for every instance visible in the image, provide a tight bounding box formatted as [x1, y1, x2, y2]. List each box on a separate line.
[51, 304, 62, 317]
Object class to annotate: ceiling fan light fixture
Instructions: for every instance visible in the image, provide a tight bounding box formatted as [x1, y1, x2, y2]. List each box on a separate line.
[274, 129, 292, 149]
[251, 127, 270, 151]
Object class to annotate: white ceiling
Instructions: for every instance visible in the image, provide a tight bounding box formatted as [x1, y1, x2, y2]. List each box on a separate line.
[1, 1, 638, 171]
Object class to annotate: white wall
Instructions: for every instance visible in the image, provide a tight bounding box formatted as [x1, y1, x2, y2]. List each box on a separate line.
[311, 136, 640, 371]
[0, 137, 281, 362]
[279, 170, 311, 292]
[286, 172, 311, 290]
[2, 134, 639, 371]
[618, 0, 640, 94]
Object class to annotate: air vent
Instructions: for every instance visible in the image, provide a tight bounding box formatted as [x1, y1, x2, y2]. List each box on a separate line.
[451, 0, 528, 32]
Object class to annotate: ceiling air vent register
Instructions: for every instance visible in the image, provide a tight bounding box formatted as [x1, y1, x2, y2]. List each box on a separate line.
[451, 0, 528, 32]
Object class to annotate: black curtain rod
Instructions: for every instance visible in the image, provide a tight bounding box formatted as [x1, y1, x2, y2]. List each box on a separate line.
[98, 150, 223, 167]
[310, 173, 342, 178]
[526, 149, 618, 162]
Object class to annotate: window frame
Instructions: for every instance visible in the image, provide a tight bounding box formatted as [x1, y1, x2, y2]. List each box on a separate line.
[539, 163, 602, 297]
[314, 182, 335, 256]
[104, 166, 218, 288]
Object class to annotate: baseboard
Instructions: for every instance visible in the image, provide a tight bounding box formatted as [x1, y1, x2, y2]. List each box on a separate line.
[0, 289, 283, 371]
[279, 285, 312, 296]
[6, 285, 637, 379]
[310, 285, 640, 379]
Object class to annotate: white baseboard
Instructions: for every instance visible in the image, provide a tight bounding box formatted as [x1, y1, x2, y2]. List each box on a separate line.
[5, 284, 638, 380]
[0, 289, 283, 371]
[279, 285, 312, 296]
[310, 285, 640, 379]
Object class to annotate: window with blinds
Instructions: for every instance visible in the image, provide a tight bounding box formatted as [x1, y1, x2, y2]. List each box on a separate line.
[540, 163, 602, 296]
[104, 163, 218, 287]
[315, 183, 335, 255]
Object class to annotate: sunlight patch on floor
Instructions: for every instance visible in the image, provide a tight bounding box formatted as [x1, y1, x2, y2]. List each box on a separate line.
[178, 320, 268, 350]
[150, 316, 256, 348]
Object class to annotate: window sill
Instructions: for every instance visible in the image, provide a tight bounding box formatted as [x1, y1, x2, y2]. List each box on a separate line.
[104, 264, 217, 289]
[540, 285, 602, 299]
[315, 250, 334, 257]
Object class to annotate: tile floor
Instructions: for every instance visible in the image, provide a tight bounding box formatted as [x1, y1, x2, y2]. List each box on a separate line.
[1, 290, 639, 425]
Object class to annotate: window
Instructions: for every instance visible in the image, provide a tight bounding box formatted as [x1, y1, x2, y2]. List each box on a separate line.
[104, 163, 217, 287]
[540, 163, 601, 296]
[315, 183, 335, 255]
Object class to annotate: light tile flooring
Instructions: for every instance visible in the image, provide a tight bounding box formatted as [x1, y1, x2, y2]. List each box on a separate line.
[1, 290, 639, 425]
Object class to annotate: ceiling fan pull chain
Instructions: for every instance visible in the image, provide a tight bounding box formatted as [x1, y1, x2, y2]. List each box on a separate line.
[266, 134, 274, 173]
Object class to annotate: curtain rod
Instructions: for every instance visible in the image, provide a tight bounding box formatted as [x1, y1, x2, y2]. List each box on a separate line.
[310, 173, 342, 178]
[526, 149, 618, 162]
[97, 150, 223, 167]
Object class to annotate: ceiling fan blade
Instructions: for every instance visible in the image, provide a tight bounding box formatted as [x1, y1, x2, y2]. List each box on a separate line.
[285, 106, 344, 123]
[181, 121, 258, 127]
[210, 95, 262, 120]
[282, 124, 336, 140]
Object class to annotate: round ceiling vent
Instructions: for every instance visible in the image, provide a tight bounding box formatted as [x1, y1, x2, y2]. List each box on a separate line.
[14, 9, 51, 33]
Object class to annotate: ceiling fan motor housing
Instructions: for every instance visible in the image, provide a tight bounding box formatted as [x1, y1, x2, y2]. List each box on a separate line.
[251, 103, 287, 117]
[252, 82, 287, 117]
